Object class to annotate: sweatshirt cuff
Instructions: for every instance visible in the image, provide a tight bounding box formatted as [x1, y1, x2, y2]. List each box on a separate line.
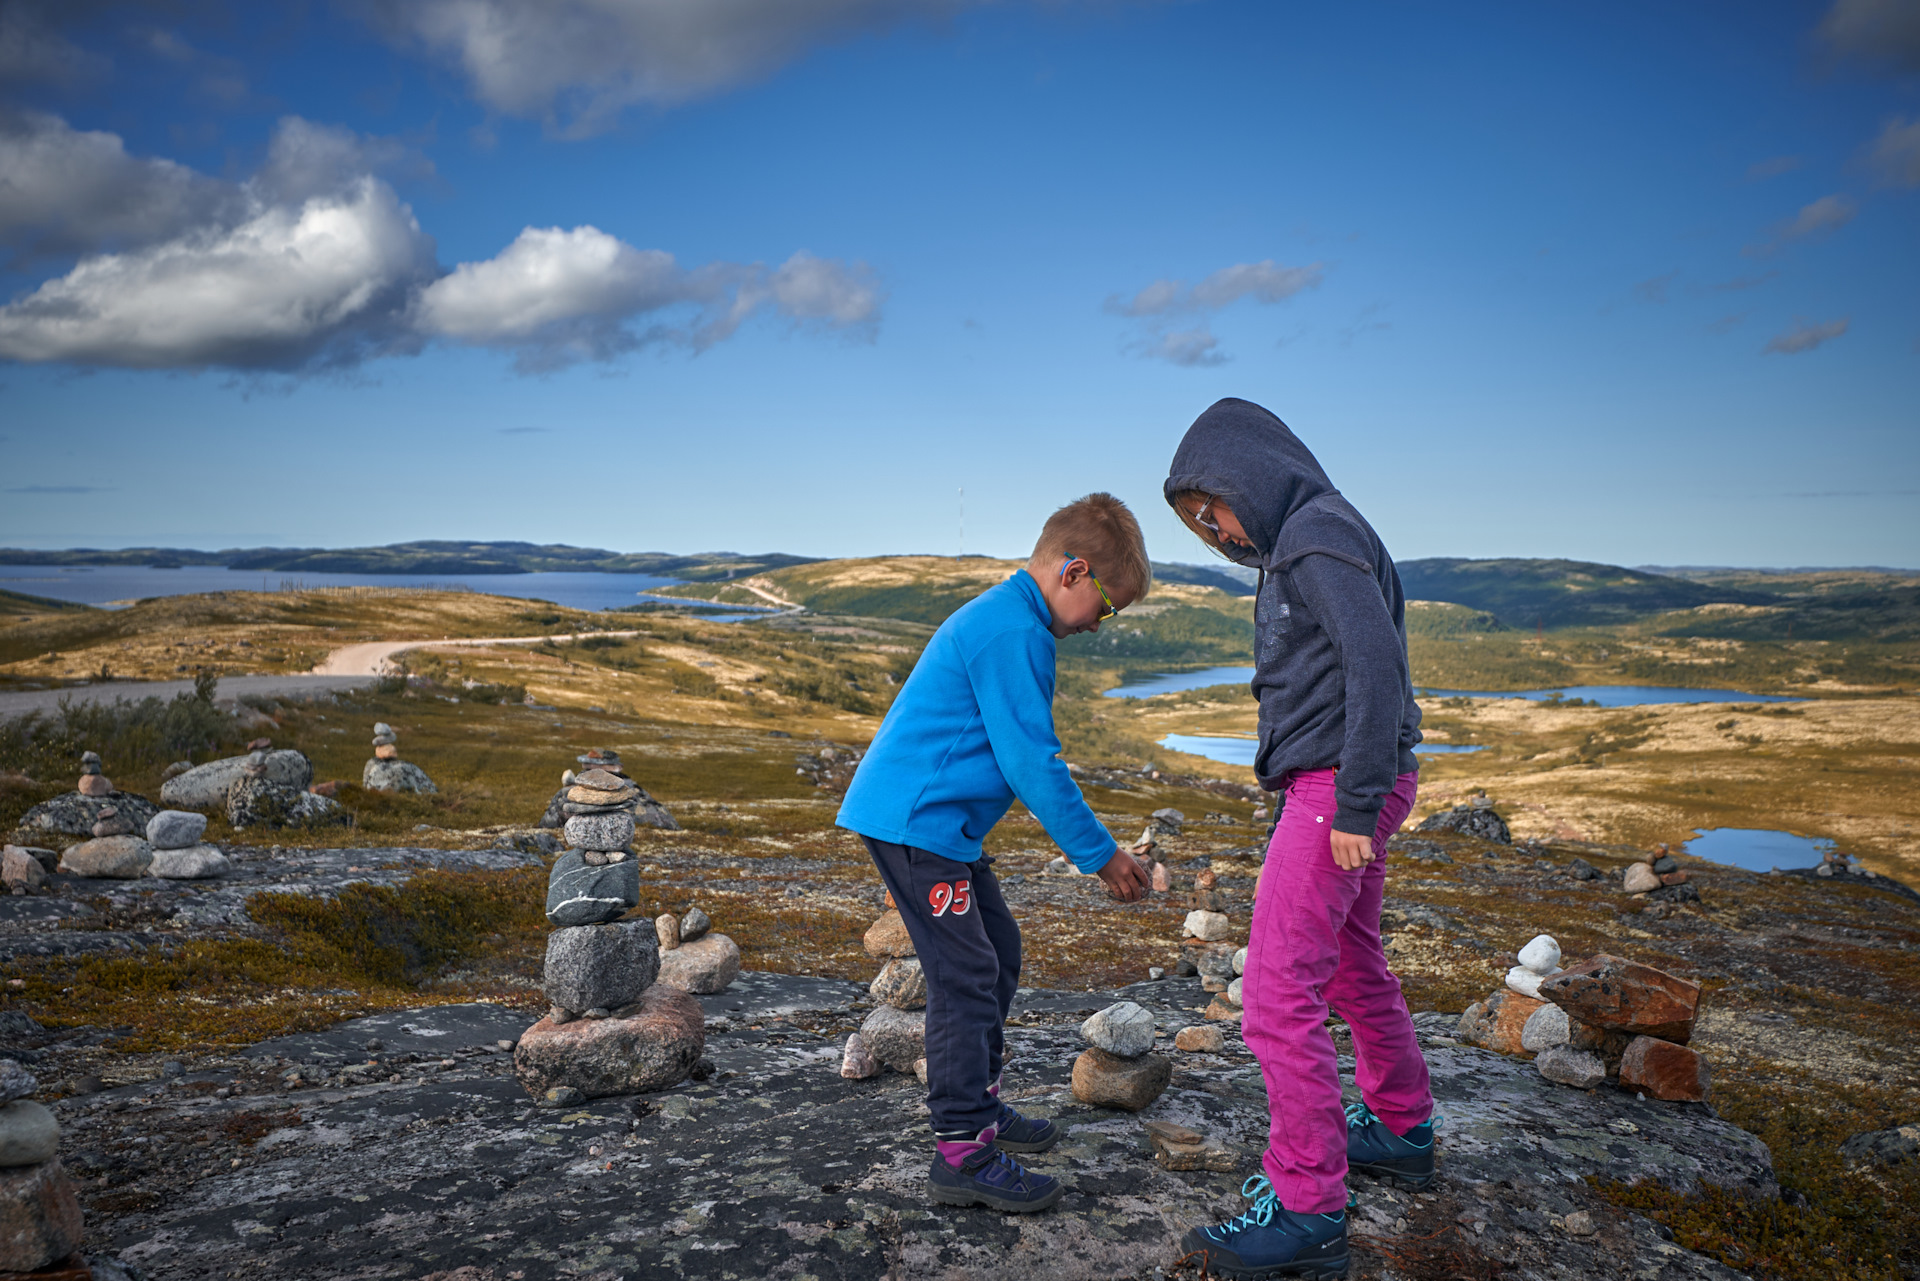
[1070, 843, 1115, 875]
[1332, 801, 1380, 838]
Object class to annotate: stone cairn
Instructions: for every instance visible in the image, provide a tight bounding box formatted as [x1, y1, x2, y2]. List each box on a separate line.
[1071, 1001, 1171, 1111]
[654, 905, 742, 996]
[538, 749, 679, 833]
[159, 742, 311, 810]
[1176, 863, 1243, 1022]
[842, 897, 925, 1079]
[362, 722, 437, 794]
[512, 790, 705, 1103]
[0, 1060, 86, 1272]
[144, 809, 229, 879]
[16, 749, 157, 839]
[228, 746, 350, 831]
[1458, 934, 1710, 1102]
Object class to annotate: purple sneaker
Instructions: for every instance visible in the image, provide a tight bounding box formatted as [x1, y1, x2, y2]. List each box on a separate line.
[928, 1145, 1063, 1213]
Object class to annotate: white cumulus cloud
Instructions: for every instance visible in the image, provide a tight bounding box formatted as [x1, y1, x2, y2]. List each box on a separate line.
[1106, 258, 1323, 364]
[362, 0, 991, 134]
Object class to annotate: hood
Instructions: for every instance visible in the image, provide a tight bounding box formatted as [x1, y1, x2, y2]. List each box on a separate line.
[1162, 397, 1336, 560]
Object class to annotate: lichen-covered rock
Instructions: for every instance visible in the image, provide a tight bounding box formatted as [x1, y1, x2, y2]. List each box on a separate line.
[655, 934, 740, 995]
[57, 835, 152, 879]
[1840, 1123, 1920, 1167]
[545, 851, 640, 927]
[678, 907, 711, 942]
[543, 920, 659, 1013]
[563, 812, 634, 852]
[0, 1157, 84, 1271]
[17, 790, 158, 838]
[1458, 990, 1546, 1055]
[1071, 1047, 1171, 1111]
[513, 985, 704, 1099]
[862, 911, 915, 958]
[1520, 1003, 1571, 1052]
[362, 759, 437, 794]
[869, 957, 926, 1010]
[145, 809, 208, 849]
[161, 750, 311, 808]
[0, 1100, 59, 1167]
[1416, 804, 1511, 844]
[1618, 1036, 1711, 1102]
[147, 845, 231, 879]
[227, 777, 350, 831]
[1540, 954, 1700, 1043]
[1535, 1045, 1607, 1089]
[859, 1003, 926, 1072]
[1081, 1002, 1155, 1057]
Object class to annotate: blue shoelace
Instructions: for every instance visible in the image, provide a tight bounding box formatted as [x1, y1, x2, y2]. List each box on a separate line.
[1205, 1177, 1344, 1242]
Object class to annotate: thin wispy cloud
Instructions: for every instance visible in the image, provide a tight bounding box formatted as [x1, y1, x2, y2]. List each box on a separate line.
[1817, 0, 1920, 76]
[1107, 259, 1323, 365]
[1868, 116, 1920, 188]
[1745, 194, 1858, 256]
[1633, 271, 1679, 304]
[1713, 271, 1778, 292]
[1763, 317, 1850, 354]
[1706, 314, 1745, 335]
[1746, 155, 1802, 180]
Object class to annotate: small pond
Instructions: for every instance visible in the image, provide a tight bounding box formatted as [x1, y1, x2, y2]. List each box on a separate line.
[1106, 667, 1256, 699]
[1683, 827, 1833, 872]
[1157, 734, 1488, 767]
[1417, 685, 1803, 708]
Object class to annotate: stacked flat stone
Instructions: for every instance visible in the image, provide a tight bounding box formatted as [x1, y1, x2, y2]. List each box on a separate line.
[16, 750, 158, 839]
[1203, 946, 1248, 1024]
[1176, 869, 1239, 998]
[1071, 1001, 1171, 1111]
[362, 722, 437, 794]
[537, 750, 680, 833]
[514, 823, 705, 1101]
[654, 904, 741, 996]
[1622, 845, 1697, 903]
[144, 810, 230, 879]
[844, 904, 924, 1078]
[0, 1061, 85, 1272]
[227, 749, 350, 831]
[1458, 938, 1710, 1102]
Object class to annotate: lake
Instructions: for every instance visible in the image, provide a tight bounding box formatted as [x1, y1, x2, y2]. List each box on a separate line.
[1157, 734, 1484, 767]
[1683, 827, 1833, 871]
[0, 564, 697, 615]
[1108, 666, 1801, 707]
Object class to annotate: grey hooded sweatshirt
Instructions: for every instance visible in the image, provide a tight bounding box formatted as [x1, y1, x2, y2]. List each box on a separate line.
[1163, 398, 1421, 836]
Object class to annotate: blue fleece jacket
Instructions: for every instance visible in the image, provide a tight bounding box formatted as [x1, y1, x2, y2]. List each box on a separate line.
[835, 569, 1116, 873]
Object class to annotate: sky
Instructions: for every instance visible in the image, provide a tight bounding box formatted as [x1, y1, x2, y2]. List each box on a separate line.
[0, 0, 1916, 569]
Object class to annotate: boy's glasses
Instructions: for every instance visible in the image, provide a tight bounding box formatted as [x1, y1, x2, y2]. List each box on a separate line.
[1062, 555, 1121, 621]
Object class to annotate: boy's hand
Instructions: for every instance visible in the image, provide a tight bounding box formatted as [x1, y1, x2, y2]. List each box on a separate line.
[1098, 847, 1150, 902]
[1330, 830, 1375, 870]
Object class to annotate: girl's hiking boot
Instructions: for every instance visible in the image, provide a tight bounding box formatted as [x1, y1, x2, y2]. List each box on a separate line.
[1181, 1177, 1348, 1280]
[927, 1144, 1063, 1212]
[1344, 1103, 1438, 1190]
[993, 1101, 1060, 1153]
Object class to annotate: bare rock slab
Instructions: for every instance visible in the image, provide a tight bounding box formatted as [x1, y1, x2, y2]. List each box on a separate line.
[1540, 954, 1700, 1043]
[56, 836, 152, 879]
[859, 1003, 926, 1072]
[0, 1157, 84, 1272]
[655, 933, 740, 995]
[513, 984, 704, 1100]
[1071, 1047, 1171, 1111]
[543, 919, 660, 1013]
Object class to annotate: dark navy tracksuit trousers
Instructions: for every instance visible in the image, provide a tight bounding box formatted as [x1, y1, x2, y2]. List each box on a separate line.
[862, 836, 1019, 1138]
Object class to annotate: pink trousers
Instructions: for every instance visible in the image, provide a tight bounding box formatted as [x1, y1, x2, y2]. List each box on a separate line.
[1241, 768, 1429, 1212]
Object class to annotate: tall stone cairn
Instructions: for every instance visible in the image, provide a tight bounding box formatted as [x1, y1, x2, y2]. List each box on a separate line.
[0, 1061, 85, 1272]
[362, 721, 437, 794]
[843, 895, 925, 1079]
[538, 748, 679, 832]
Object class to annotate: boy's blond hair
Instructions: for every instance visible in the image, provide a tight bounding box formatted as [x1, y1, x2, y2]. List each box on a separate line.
[1031, 492, 1152, 600]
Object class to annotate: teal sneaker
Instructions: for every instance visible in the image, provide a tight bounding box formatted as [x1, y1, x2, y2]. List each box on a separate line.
[1344, 1102, 1438, 1190]
[1180, 1176, 1348, 1280]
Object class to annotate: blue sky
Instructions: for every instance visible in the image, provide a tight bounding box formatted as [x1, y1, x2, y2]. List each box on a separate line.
[1, 0, 1915, 568]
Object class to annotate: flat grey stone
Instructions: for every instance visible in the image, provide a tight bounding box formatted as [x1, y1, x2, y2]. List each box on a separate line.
[145, 810, 207, 849]
[859, 1003, 926, 1072]
[148, 845, 232, 879]
[543, 920, 659, 1013]
[545, 850, 640, 926]
[1082, 1001, 1155, 1057]
[563, 812, 634, 852]
[656, 934, 740, 995]
[0, 1099, 59, 1167]
[679, 906, 711, 942]
[1535, 1045, 1607, 1089]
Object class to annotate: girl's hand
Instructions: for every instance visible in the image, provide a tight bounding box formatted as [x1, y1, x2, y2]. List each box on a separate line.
[1330, 830, 1375, 870]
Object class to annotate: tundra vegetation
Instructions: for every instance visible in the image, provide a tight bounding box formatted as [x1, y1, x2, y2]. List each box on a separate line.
[1, 555, 1916, 1278]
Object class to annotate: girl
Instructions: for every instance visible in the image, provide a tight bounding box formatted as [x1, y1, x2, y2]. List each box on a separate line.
[1165, 398, 1434, 1280]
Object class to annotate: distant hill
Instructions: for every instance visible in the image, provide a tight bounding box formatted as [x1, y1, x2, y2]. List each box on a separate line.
[1396, 558, 1772, 629]
[0, 587, 94, 620]
[0, 543, 818, 582]
[1153, 561, 1257, 596]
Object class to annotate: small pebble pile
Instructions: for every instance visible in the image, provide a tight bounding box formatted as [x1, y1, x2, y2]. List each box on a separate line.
[1071, 1001, 1171, 1111]
[0, 1060, 85, 1271]
[655, 905, 742, 996]
[1459, 934, 1711, 1102]
[844, 898, 925, 1078]
[537, 749, 679, 832]
[513, 783, 706, 1102]
[362, 722, 436, 794]
[1622, 844, 1697, 904]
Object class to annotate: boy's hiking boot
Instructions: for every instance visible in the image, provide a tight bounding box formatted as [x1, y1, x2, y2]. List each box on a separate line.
[1181, 1177, 1348, 1280]
[992, 1101, 1060, 1153]
[1344, 1103, 1437, 1190]
[928, 1127, 1062, 1213]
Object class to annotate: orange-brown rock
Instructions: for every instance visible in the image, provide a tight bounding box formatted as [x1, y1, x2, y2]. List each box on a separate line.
[1568, 1019, 1634, 1074]
[1618, 1036, 1711, 1102]
[1660, 871, 1690, 886]
[1539, 954, 1699, 1044]
[1457, 990, 1545, 1055]
[373, 744, 399, 761]
[1202, 993, 1242, 1023]
[862, 911, 915, 958]
[76, 775, 112, 798]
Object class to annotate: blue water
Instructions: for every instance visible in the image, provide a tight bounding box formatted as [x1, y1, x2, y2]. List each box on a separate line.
[1413, 743, 1487, 754]
[1106, 666, 1257, 698]
[1159, 733, 1485, 767]
[1684, 827, 1833, 872]
[1419, 685, 1803, 707]
[0, 564, 686, 614]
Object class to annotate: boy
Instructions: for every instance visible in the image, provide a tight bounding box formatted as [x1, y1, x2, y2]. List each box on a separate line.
[836, 492, 1154, 1213]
